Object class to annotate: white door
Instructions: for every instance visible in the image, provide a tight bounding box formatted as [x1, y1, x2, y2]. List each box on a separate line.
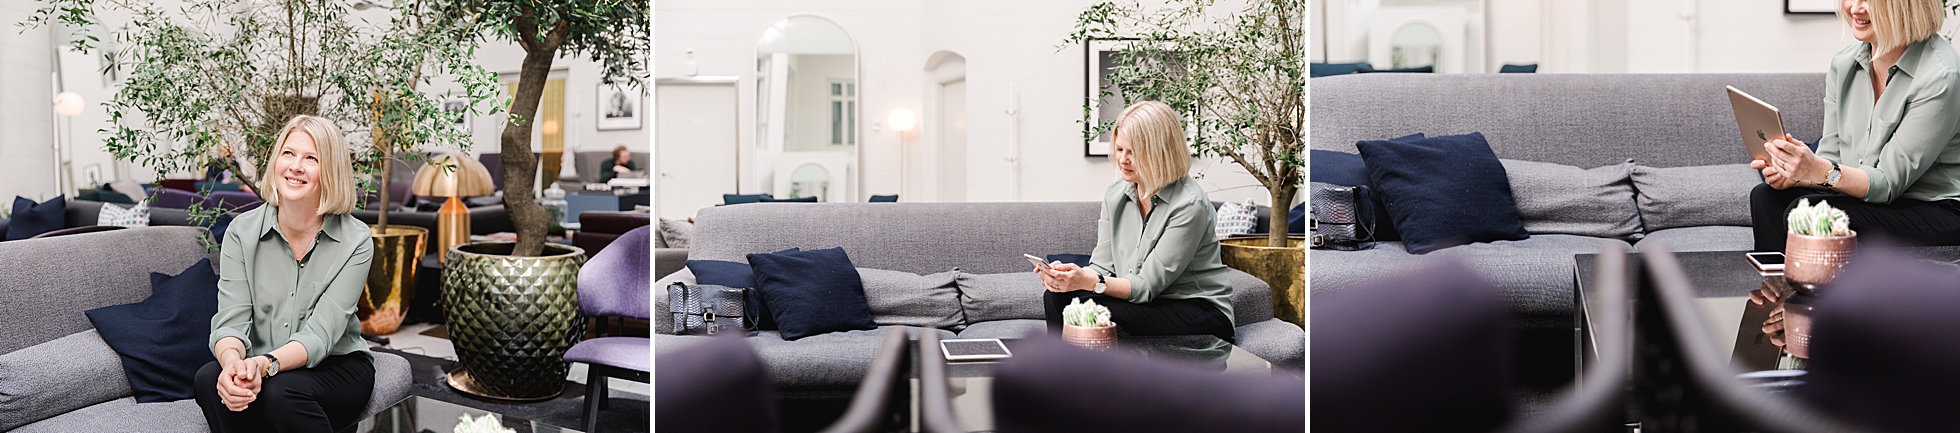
[656, 78, 740, 220]
[936, 79, 967, 202]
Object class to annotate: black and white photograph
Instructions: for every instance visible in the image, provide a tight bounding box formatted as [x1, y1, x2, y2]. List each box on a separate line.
[442, 97, 470, 130]
[597, 84, 643, 130]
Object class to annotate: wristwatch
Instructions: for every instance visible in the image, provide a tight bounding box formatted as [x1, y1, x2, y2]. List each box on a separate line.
[261, 354, 280, 377]
[1820, 161, 1842, 188]
[1093, 273, 1107, 294]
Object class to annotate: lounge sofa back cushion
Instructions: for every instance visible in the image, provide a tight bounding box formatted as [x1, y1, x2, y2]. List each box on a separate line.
[858, 268, 964, 329]
[956, 272, 1047, 323]
[691, 202, 1098, 275]
[0, 330, 130, 431]
[1631, 164, 1761, 231]
[1311, 73, 1825, 169]
[0, 226, 215, 354]
[1501, 159, 1642, 240]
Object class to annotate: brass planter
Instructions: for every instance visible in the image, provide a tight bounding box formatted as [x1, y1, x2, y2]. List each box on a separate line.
[360, 225, 429, 336]
[1785, 231, 1856, 291]
[1221, 236, 1306, 327]
[442, 242, 587, 402]
[1062, 324, 1118, 351]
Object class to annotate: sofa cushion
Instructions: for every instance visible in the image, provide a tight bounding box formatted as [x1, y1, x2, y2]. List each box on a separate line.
[84, 258, 219, 403]
[1235, 319, 1305, 371]
[858, 268, 964, 329]
[0, 330, 131, 431]
[1310, 148, 1400, 241]
[1311, 234, 1632, 318]
[7, 195, 66, 241]
[1500, 159, 1641, 240]
[9, 398, 205, 433]
[96, 200, 151, 228]
[1358, 132, 1528, 254]
[749, 247, 877, 340]
[1634, 226, 1755, 253]
[1630, 164, 1760, 231]
[956, 272, 1046, 323]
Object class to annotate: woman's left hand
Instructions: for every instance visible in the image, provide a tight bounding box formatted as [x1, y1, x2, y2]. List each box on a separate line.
[1039, 263, 1094, 293]
[1765, 135, 1829, 188]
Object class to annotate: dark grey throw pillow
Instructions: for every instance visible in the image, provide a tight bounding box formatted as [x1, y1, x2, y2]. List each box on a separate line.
[1500, 159, 1642, 240]
[1629, 164, 1760, 231]
[857, 268, 964, 329]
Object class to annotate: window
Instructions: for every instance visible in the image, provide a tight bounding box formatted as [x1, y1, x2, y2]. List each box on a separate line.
[830, 80, 856, 145]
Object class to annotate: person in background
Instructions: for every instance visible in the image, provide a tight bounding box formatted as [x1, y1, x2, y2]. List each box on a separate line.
[1035, 101, 1236, 341]
[600, 144, 639, 183]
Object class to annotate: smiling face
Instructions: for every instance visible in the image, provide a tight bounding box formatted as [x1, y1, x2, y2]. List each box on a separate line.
[272, 130, 321, 206]
[1112, 134, 1141, 184]
[1845, 0, 1875, 43]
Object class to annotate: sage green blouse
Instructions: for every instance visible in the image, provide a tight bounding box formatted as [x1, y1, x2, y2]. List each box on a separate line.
[209, 205, 373, 368]
[1820, 36, 1960, 204]
[1087, 176, 1235, 325]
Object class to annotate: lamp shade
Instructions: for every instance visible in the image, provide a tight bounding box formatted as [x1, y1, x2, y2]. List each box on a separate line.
[888, 108, 917, 133]
[53, 92, 84, 117]
[412, 153, 496, 197]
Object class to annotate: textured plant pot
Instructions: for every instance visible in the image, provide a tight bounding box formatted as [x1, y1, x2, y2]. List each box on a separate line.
[1220, 236, 1306, 327]
[1785, 231, 1856, 291]
[1062, 324, 1117, 351]
[359, 225, 428, 336]
[442, 242, 587, 402]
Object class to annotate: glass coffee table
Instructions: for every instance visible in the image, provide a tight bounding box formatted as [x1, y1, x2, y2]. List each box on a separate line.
[904, 335, 1275, 432]
[355, 396, 582, 433]
[1573, 247, 1960, 383]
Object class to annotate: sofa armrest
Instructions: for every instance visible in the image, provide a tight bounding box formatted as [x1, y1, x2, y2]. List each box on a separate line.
[655, 248, 689, 280]
[1235, 318, 1303, 372]
[362, 351, 413, 419]
[652, 267, 696, 335]
[1224, 269, 1273, 326]
[0, 330, 130, 431]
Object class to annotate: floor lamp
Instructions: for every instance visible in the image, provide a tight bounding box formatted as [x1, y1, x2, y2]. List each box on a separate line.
[413, 153, 496, 262]
[889, 108, 917, 200]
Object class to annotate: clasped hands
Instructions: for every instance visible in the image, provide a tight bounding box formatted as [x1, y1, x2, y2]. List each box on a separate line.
[1751, 134, 1832, 190]
[216, 352, 272, 411]
[1035, 262, 1096, 293]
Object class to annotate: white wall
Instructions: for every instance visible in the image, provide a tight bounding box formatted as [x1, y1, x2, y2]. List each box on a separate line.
[657, 0, 1279, 209]
[1, 0, 58, 204]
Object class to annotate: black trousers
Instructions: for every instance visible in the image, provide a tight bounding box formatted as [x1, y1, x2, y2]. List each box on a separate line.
[1043, 290, 1235, 342]
[194, 353, 374, 433]
[1750, 183, 1960, 251]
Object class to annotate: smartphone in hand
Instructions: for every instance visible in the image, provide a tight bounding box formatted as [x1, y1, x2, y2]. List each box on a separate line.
[1023, 254, 1052, 271]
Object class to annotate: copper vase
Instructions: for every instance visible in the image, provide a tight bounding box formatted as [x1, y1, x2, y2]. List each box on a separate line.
[1062, 324, 1117, 351]
[359, 225, 427, 335]
[1785, 230, 1856, 290]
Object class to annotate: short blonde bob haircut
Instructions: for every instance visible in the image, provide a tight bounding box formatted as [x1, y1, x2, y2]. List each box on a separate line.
[1112, 101, 1192, 195]
[259, 115, 359, 215]
[1850, 0, 1944, 53]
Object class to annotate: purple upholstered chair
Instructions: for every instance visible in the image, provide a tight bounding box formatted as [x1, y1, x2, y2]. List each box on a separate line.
[148, 188, 201, 210]
[566, 225, 650, 432]
[202, 190, 263, 213]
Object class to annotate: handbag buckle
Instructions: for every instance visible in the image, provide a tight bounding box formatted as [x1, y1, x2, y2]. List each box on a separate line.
[701, 311, 715, 322]
[1312, 234, 1326, 247]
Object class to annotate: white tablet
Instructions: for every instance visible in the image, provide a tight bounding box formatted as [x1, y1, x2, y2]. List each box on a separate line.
[1727, 86, 1788, 163]
[940, 338, 1013, 362]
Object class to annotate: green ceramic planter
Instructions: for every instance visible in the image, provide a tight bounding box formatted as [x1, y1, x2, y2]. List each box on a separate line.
[441, 242, 587, 401]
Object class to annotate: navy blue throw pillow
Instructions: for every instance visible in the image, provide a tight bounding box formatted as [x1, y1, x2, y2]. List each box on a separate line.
[761, 196, 818, 203]
[1287, 202, 1306, 235]
[722, 193, 774, 205]
[688, 248, 799, 331]
[1045, 254, 1093, 268]
[1310, 135, 1423, 241]
[7, 195, 66, 241]
[1498, 64, 1538, 73]
[869, 195, 899, 202]
[85, 258, 220, 403]
[1310, 62, 1374, 77]
[748, 247, 877, 340]
[1356, 132, 1528, 254]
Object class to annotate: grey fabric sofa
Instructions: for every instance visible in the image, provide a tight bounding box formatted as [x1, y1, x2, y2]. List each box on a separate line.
[1310, 72, 1826, 327]
[653, 202, 1304, 398]
[0, 226, 411, 432]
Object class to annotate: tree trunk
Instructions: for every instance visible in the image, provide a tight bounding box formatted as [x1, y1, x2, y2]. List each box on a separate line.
[1266, 183, 1297, 248]
[376, 155, 390, 232]
[501, 48, 558, 257]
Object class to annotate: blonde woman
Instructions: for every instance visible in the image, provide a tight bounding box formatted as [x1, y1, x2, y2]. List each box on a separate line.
[194, 115, 375, 433]
[1751, 0, 1960, 251]
[1038, 101, 1235, 341]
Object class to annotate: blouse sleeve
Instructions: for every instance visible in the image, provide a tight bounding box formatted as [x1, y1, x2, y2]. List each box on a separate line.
[287, 235, 373, 368]
[1856, 69, 1960, 203]
[210, 224, 254, 355]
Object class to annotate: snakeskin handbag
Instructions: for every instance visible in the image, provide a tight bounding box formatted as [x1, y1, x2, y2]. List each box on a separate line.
[667, 282, 755, 336]
[1310, 182, 1376, 251]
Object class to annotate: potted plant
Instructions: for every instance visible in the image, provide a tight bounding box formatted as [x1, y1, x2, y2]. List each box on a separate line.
[1062, 298, 1118, 351]
[1066, 0, 1305, 326]
[421, 0, 646, 401]
[24, 0, 499, 336]
[1784, 199, 1856, 290]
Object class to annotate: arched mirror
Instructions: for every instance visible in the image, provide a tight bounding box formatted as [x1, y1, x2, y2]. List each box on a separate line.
[1388, 23, 1442, 70]
[756, 16, 857, 202]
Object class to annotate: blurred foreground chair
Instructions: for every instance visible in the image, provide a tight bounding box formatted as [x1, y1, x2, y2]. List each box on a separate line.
[653, 326, 913, 433]
[1311, 259, 1514, 431]
[1798, 247, 1960, 432]
[569, 225, 651, 432]
[1498, 242, 1630, 433]
[988, 334, 1302, 433]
